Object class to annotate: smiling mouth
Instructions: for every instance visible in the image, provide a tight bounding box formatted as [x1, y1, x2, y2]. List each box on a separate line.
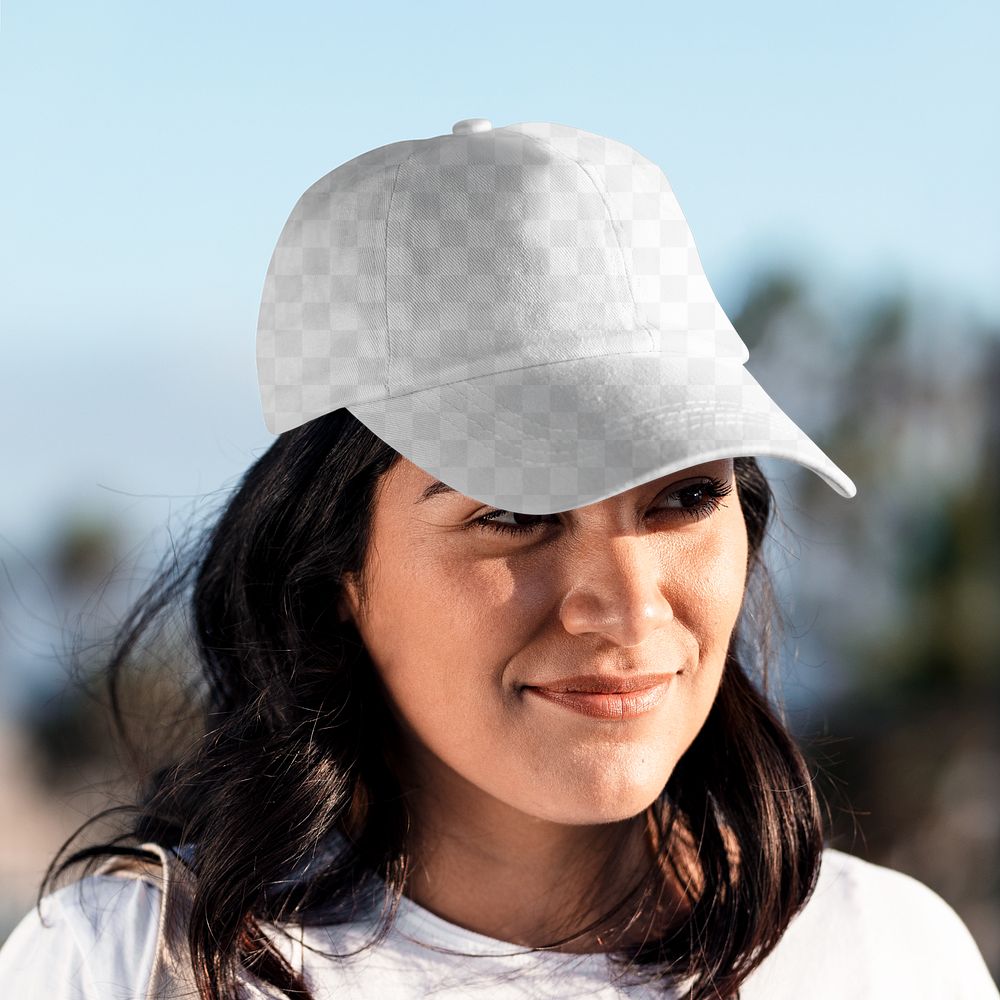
[523, 676, 676, 720]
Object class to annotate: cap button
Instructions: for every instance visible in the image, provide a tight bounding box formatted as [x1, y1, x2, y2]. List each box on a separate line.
[452, 118, 493, 134]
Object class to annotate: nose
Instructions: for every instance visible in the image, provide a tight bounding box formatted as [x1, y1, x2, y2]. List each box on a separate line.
[557, 535, 674, 647]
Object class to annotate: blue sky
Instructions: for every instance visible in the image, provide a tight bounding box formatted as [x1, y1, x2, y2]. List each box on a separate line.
[1, 0, 998, 549]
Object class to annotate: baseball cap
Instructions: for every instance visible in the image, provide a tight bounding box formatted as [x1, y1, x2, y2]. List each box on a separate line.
[255, 117, 857, 515]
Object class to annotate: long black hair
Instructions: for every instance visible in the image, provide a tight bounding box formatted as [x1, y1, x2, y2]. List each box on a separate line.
[42, 407, 826, 1000]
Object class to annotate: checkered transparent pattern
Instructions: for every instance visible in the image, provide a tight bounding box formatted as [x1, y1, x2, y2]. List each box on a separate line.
[256, 120, 856, 513]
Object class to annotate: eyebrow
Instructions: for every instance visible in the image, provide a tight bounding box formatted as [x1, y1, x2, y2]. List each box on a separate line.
[416, 479, 460, 504]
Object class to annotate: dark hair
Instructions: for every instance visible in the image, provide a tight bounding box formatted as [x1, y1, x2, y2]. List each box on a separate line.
[43, 408, 825, 1000]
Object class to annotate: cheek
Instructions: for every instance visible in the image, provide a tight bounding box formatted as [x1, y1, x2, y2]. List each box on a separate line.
[359, 557, 516, 745]
[675, 514, 749, 644]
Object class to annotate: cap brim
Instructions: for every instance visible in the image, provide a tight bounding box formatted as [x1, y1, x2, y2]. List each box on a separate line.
[345, 351, 857, 514]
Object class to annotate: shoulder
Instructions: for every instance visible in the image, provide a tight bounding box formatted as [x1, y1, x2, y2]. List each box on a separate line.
[742, 847, 999, 999]
[0, 874, 162, 999]
[812, 848, 988, 951]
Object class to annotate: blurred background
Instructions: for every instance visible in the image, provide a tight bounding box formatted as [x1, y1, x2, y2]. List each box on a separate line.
[1, 0, 998, 983]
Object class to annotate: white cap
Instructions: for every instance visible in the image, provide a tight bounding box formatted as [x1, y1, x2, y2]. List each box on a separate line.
[256, 118, 857, 514]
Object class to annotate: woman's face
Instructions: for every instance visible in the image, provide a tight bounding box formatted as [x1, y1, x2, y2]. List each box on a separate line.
[339, 455, 749, 828]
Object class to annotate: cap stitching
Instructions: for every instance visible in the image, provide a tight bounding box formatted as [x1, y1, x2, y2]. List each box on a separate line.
[449, 361, 766, 436]
[383, 159, 407, 400]
[511, 128, 659, 353]
[466, 386, 770, 440]
[431, 388, 773, 461]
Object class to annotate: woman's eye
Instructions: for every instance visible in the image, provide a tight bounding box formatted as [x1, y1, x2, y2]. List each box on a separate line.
[473, 476, 734, 538]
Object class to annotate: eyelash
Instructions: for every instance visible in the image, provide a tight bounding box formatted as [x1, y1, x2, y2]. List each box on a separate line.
[473, 475, 734, 538]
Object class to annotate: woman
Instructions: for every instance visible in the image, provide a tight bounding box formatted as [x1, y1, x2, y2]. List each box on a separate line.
[1, 118, 995, 1000]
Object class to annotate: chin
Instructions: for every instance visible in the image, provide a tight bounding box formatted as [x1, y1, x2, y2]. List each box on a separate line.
[520, 781, 666, 827]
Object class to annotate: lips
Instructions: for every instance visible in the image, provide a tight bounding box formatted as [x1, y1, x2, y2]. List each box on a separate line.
[524, 672, 677, 695]
[523, 676, 675, 720]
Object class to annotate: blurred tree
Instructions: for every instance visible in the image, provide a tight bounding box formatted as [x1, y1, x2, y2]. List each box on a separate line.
[49, 516, 120, 594]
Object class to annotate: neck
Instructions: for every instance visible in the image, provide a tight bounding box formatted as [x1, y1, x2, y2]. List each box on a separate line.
[396, 765, 694, 952]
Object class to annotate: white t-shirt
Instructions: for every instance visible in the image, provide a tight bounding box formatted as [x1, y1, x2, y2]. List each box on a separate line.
[0, 846, 996, 999]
